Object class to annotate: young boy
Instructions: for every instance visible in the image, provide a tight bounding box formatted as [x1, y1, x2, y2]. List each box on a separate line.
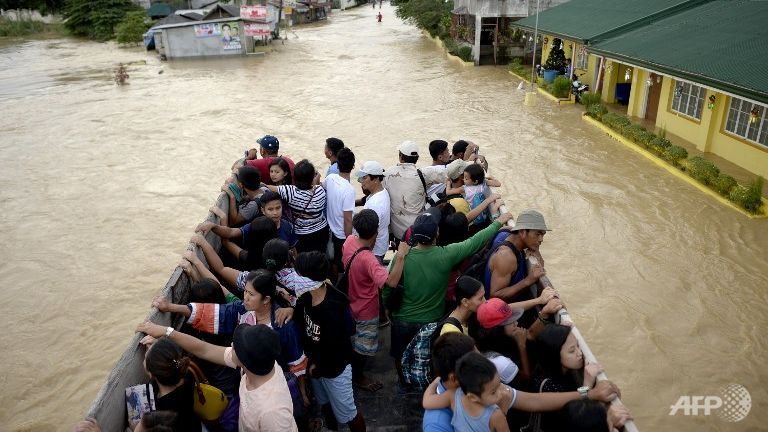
[197, 190, 298, 251]
[294, 252, 366, 432]
[423, 351, 513, 432]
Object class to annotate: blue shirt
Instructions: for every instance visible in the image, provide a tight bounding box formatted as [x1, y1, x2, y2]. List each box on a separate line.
[327, 162, 339, 175]
[423, 381, 454, 432]
[241, 218, 298, 248]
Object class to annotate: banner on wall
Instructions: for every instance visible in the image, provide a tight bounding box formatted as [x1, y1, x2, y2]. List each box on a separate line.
[194, 23, 220, 37]
[240, 5, 268, 19]
[243, 22, 271, 36]
[221, 22, 242, 50]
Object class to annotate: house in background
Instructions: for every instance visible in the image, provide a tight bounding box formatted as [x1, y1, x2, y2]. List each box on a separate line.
[588, 0, 768, 179]
[451, 0, 569, 65]
[150, 4, 276, 59]
[512, 0, 708, 96]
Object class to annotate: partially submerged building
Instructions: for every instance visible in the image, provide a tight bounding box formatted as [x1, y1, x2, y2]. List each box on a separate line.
[150, 4, 278, 59]
[451, 0, 569, 65]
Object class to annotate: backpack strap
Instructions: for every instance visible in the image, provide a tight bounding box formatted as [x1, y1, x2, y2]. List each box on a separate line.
[416, 168, 436, 206]
[344, 246, 371, 274]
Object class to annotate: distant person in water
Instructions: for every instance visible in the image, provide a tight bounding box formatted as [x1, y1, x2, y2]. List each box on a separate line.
[377, 12, 382, 22]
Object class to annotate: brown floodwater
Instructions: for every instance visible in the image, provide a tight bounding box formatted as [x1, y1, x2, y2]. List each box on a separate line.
[0, 5, 766, 432]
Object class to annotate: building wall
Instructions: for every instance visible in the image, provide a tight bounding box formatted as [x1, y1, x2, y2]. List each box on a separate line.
[708, 96, 768, 179]
[637, 77, 768, 179]
[655, 78, 712, 151]
[165, 25, 245, 58]
[454, 0, 528, 18]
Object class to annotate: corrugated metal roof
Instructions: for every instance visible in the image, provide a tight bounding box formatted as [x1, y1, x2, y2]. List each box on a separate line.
[589, 0, 768, 104]
[513, 0, 704, 43]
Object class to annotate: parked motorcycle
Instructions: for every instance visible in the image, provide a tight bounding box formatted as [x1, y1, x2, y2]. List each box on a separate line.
[571, 73, 589, 103]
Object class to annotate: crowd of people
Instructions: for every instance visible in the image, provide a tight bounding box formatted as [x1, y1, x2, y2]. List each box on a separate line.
[75, 136, 633, 432]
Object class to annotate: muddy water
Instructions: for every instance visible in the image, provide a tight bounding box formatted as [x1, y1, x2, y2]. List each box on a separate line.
[1, 5, 766, 431]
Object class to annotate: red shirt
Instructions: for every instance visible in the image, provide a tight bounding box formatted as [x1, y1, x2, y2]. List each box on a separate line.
[342, 236, 389, 321]
[246, 156, 295, 185]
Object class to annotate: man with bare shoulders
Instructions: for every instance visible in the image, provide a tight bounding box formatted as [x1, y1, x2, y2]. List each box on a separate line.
[484, 209, 549, 329]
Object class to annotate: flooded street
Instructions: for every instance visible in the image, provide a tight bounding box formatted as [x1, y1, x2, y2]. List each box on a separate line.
[1, 5, 767, 431]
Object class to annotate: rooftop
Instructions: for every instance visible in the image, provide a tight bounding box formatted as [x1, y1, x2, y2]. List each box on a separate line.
[513, 0, 706, 44]
[589, 0, 768, 104]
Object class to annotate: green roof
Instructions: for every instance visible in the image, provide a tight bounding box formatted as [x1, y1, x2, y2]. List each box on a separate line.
[513, 0, 706, 44]
[589, 0, 768, 104]
[147, 3, 176, 18]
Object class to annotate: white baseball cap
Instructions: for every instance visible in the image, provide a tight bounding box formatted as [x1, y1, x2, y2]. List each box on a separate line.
[356, 160, 385, 178]
[398, 140, 419, 157]
[485, 352, 519, 384]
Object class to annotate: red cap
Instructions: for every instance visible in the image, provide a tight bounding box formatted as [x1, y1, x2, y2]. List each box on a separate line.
[477, 298, 524, 329]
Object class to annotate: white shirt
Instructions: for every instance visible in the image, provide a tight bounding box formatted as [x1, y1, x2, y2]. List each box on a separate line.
[384, 163, 446, 239]
[364, 188, 391, 257]
[323, 174, 355, 239]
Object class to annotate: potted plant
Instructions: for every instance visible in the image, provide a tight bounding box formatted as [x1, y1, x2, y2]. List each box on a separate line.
[542, 37, 566, 84]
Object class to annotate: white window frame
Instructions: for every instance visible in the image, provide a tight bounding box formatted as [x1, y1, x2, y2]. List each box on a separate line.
[671, 80, 706, 120]
[724, 97, 768, 147]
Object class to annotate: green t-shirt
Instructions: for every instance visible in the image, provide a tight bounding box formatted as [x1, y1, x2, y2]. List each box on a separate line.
[385, 221, 501, 323]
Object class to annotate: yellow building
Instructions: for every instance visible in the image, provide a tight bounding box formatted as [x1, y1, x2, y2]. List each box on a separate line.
[513, 0, 706, 90]
[590, 0, 768, 179]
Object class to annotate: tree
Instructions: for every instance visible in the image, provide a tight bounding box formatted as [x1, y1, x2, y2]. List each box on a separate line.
[116, 10, 148, 44]
[64, 0, 139, 40]
[394, 0, 453, 37]
[543, 37, 567, 74]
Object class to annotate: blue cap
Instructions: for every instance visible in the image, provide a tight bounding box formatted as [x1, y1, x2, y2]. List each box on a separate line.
[257, 135, 280, 151]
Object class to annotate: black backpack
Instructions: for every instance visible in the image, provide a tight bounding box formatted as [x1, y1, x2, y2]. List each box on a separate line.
[460, 229, 515, 283]
[334, 246, 371, 296]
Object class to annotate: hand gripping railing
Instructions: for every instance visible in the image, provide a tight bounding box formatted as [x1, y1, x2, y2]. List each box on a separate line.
[492, 185, 638, 431]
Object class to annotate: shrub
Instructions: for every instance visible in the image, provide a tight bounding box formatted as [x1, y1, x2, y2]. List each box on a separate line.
[116, 10, 148, 45]
[729, 177, 764, 213]
[443, 38, 457, 54]
[587, 103, 608, 121]
[662, 145, 688, 166]
[457, 46, 473, 62]
[636, 130, 655, 147]
[579, 92, 601, 107]
[0, 17, 46, 36]
[647, 136, 671, 154]
[687, 156, 720, 185]
[713, 173, 737, 196]
[551, 75, 571, 98]
[537, 77, 545, 87]
[624, 124, 647, 143]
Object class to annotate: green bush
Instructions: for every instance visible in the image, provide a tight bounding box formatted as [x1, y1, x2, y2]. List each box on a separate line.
[551, 75, 571, 98]
[537, 77, 545, 87]
[729, 177, 764, 213]
[713, 173, 737, 196]
[0, 17, 46, 36]
[602, 113, 631, 132]
[116, 10, 148, 45]
[636, 130, 655, 147]
[662, 145, 688, 166]
[579, 92, 601, 107]
[443, 38, 457, 54]
[647, 136, 671, 154]
[587, 103, 608, 121]
[687, 156, 720, 185]
[624, 124, 647, 143]
[457, 46, 473, 62]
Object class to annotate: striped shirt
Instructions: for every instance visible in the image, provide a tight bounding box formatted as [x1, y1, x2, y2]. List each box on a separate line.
[277, 185, 328, 235]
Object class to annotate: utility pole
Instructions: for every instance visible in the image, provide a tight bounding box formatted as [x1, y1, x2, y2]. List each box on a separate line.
[276, 0, 283, 38]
